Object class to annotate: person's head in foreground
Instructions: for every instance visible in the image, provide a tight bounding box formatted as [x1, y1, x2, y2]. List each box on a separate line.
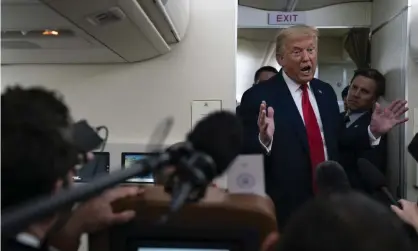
[2, 86, 79, 239]
[277, 192, 414, 251]
[2, 86, 142, 251]
[276, 25, 318, 84]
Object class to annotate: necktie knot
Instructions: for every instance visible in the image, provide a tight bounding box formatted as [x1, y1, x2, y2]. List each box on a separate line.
[300, 84, 309, 92]
[344, 115, 351, 123]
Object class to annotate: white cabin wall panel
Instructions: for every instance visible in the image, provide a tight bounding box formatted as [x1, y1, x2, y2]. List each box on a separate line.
[372, 0, 409, 29]
[236, 39, 270, 101]
[371, 5, 410, 197]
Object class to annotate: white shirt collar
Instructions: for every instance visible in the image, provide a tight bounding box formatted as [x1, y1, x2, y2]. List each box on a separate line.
[15, 232, 60, 251]
[282, 70, 310, 93]
[16, 233, 41, 248]
[346, 111, 367, 127]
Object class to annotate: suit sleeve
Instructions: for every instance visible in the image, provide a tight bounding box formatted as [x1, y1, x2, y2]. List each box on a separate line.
[360, 134, 388, 173]
[239, 89, 265, 154]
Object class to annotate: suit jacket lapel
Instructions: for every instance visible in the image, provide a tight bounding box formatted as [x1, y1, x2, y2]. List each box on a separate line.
[274, 72, 309, 153]
[310, 80, 332, 150]
[347, 111, 372, 129]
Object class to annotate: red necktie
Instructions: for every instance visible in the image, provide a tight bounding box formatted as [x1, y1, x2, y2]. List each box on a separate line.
[301, 84, 325, 192]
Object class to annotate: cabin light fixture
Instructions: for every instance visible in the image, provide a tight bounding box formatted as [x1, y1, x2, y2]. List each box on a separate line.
[42, 30, 59, 36]
[1, 29, 74, 38]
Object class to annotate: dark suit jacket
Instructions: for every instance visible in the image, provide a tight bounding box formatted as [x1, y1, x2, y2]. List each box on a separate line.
[239, 71, 372, 229]
[2, 239, 46, 251]
[339, 111, 387, 193]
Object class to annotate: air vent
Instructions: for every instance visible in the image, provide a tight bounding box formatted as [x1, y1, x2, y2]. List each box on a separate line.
[86, 7, 126, 26]
[2, 41, 41, 49]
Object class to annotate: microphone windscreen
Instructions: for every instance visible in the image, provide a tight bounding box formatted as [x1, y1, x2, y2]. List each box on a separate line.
[357, 158, 387, 190]
[316, 161, 351, 194]
[187, 111, 243, 178]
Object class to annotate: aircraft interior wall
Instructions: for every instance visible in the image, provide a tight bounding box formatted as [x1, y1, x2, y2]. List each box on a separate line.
[1, 0, 237, 148]
[406, 0, 418, 200]
[1, 0, 238, 199]
[371, 0, 418, 200]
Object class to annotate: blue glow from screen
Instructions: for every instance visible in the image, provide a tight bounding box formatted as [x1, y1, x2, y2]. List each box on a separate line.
[139, 249, 228, 251]
[124, 154, 154, 182]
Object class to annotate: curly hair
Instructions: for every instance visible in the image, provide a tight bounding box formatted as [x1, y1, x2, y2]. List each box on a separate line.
[1, 86, 79, 209]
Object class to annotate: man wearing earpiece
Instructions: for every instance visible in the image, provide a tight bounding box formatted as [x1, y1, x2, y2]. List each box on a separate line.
[2, 86, 143, 251]
[339, 68, 389, 192]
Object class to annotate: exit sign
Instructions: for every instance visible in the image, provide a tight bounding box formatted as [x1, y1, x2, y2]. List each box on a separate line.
[267, 12, 306, 25]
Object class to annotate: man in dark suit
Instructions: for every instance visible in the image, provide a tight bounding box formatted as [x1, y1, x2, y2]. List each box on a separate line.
[236, 66, 278, 116]
[239, 25, 408, 230]
[340, 69, 388, 192]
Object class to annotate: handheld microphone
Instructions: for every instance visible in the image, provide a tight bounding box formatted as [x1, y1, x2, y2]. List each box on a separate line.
[358, 159, 418, 240]
[357, 158, 401, 208]
[315, 161, 351, 195]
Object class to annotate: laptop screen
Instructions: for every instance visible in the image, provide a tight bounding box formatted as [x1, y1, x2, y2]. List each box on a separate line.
[130, 241, 230, 251]
[74, 152, 110, 182]
[122, 152, 155, 183]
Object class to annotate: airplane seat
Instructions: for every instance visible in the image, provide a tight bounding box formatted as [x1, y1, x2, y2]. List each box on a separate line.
[89, 186, 277, 251]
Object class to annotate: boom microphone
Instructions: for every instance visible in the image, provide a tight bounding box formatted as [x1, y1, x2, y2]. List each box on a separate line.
[1, 111, 243, 235]
[357, 158, 401, 207]
[188, 110, 243, 177]
[163, 111, 243, 212]
[315, 161, 351, 195]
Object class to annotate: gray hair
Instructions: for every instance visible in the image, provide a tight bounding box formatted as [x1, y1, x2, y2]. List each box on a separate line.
[275, 25, 319, 56]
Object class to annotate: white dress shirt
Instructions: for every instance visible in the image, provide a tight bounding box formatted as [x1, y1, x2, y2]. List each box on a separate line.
[345, 111, 366, 128]
[15, 232, 60, 251]
[259, 71, 381, 155]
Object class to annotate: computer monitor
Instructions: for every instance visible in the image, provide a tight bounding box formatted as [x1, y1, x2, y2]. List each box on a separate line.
[74, 152, 110, 182]
[96, 224, 254, 251]
[121, 152, 156, 183]
[130, 241, 230, 251]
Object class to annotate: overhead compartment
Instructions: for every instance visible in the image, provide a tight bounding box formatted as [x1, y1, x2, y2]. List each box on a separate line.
[1, 0, 190, 64]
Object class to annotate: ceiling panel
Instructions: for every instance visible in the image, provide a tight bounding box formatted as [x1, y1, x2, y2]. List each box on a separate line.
[238, 0, 371, 11]
[1, 0, 124, 64]
[238, 28, 352, 42]
[1, 0, 41, 4]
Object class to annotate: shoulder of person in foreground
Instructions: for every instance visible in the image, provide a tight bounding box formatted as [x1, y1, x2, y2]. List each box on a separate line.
[277, 191, 415, 251]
